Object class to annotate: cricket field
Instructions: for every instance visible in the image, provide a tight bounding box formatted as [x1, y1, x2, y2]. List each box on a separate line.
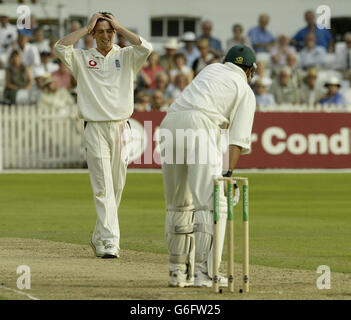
[0, 172, 350, 300]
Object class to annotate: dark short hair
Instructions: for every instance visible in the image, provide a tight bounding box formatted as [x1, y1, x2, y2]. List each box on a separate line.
[93, 12, 114, 33]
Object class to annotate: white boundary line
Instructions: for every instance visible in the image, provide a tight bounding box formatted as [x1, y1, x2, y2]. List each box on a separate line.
[2, 168, 351, 174]
[0, 285, 40, 300]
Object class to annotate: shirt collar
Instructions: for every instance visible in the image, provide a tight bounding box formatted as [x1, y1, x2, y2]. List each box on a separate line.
[91, 44, 119, 58]
[224, 62, 248, 81]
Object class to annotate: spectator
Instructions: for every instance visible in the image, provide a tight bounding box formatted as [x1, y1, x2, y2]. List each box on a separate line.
[192, 39, 215, 76]
[248, 14, 275, 53]
[38, 74, 75, 116]
[198, 20, 223, 57]
[0, 37, 13, 69]
[286, 53, 303, 88]
[17, 34, 41, 71]
[147, 71, 172, 104]
[18, 15, 37, 41]
[70, 20, 85, 49]
[165, 72, 189, 103]
[251, 60, 272, 88]
[33, 28, 51, 53]
[150, 89, 169, 111]
[300, 68, 325, 105]
[49, 38, 59, 58]
[51, 59, 74, 91]
[83, 34, 96, 50]
[3, 50, 32, 105]
[271, 35, 296, 67]
[178, 32, 200, 69]
[140, 51, 164, 89]
[340, 73, 351, 106]
[319, 77, 345, 107]
[28, 68, 45, 104]
[0, 10, 18, 50]
[253, 79, 275, 107]
[299, 32, 326, 69]
[169, 52, 193, 84]
[134, 90, 151, 112]
[33, 51, 59, 76]
[292, 10, 333, 52]
[159, 38, 180, 72]
[335, 32, 351, 75]
[226, 24, 250, 53]
[270, 67, 301, 104]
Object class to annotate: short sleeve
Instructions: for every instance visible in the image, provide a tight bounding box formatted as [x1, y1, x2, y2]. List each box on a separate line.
[130, 37, 153, 74]
[53, 42, 79, 78]
[228, 89, 256, 154]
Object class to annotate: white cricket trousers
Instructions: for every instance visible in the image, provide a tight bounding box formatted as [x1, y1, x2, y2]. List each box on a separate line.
[84, 120, 130, 251]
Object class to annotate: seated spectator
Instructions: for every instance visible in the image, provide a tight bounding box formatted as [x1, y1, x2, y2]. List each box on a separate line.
[150, 89, 169, 111]
[270, 67, 301, 104]
[335, 32, 351, 75]
[83, 34, 96, 50]
[248, 14, 275, 53]
[38, 74, 75, 115]
[192, 39, 215, 76]
[147, 71, 172, 103]
[140, 51, 164, 89]
[134, 91, 151, 112]
[51, 59, 73, 91]
[165, 73, 189, 103]
[292, 10, 333, 52]
[300, 68, 325, 105]
[159, 38, 180, 72]
[299, 32, 326, 69]
[319, 77, 345, 107]
[33, 51, 59, 75]
[253, 79, 275, 107]
[169, 53, 193, 83]
[17, 34, 41, 73]
[0, 11, 18, 50]
[340, 73, 351, 106]
[226, 24, 251, 54]
[29, 68, 45, 104]
[286, 53, 303, 88]
[3, 50, 32, 105]
[178, 32, 200, 69]
[271, 35, 296, 67]
[251, 60, 272, 88]
[0, 37, 12, 69]
[198, 20, 223, 57]
[33, 28, 51, 54]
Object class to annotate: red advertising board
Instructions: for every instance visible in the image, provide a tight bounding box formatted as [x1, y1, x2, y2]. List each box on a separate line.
[129, 111, 351, 169]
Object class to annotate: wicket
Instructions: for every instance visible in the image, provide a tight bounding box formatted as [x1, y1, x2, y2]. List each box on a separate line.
[213, 176, 249, 294]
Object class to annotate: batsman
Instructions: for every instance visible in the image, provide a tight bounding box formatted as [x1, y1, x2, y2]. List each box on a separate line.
[160, 45, 257, 287]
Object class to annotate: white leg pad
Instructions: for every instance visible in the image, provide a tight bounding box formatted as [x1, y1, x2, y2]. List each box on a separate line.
[166, 209, 195, 279]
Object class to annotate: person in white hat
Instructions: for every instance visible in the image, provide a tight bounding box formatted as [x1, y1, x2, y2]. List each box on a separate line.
[178, 32, 200, 69]
[159, 38, 180, 72]
[319, 77, 346, 107]
[0, 10, 18, 52]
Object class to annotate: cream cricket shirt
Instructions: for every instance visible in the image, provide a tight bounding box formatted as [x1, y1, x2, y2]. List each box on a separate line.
[54, 38, 152, 121]
[168, 62, 256, 154]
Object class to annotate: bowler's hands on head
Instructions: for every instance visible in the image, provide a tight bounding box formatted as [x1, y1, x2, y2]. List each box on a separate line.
[87, 13, 104, 34]
[103, 14, 121, 32]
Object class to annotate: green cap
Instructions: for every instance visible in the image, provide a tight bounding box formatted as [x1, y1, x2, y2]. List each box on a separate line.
[224, 45, 256, 67]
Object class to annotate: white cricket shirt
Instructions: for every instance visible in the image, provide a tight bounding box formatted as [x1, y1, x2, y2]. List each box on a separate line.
[54, 37, 152, 121]
[168, 62, 256, 154]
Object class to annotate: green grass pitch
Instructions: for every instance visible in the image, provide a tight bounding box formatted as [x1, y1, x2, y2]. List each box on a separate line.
[0, 172, 350, 273]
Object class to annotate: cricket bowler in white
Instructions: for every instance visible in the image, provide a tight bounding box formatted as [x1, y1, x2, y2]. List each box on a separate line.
[54, 12, 152, 258]
[160, 45, 257, 287]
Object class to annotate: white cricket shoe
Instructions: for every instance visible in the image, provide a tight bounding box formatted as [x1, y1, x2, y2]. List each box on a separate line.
[101, 242, 119, 259]
[169, 270, 194, 288]
[90, 240, 105, 258]
[194, 270, 228, 287]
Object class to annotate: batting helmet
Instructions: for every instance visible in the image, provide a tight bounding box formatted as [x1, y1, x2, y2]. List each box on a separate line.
[224, 45, 256, 68]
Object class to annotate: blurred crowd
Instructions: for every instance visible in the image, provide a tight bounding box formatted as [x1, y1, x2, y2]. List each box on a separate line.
[1, 10, 351, 112]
